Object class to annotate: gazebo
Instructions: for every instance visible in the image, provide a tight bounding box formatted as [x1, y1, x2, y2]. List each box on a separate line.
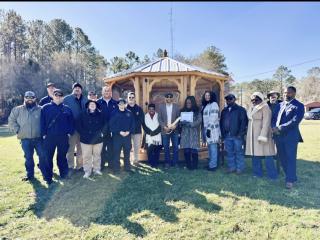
[104, 54, 230, 112]
[103, 54, 230, 161]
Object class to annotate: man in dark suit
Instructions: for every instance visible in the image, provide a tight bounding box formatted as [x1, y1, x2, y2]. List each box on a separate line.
[158, 92, 181, 168]
[271, 86, 305, 189]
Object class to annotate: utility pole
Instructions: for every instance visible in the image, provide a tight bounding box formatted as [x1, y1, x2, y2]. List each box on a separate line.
[169, 5, 174, 58]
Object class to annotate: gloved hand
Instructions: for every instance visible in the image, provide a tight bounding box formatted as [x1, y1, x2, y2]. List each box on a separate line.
[206, 129, 211, 138]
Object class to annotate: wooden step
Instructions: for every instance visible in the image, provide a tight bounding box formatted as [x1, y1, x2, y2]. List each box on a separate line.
[137, 147, 209, 161]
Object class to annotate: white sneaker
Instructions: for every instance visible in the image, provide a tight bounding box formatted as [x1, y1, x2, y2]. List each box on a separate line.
[83, 173, 91, 179]
[94, 170, 102, 175]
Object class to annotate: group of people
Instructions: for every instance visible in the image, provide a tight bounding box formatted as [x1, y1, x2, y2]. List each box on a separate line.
[8, 82, 305, 189]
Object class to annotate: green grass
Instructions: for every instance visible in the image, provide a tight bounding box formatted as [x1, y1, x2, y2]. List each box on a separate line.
[0, 121, 320, 239]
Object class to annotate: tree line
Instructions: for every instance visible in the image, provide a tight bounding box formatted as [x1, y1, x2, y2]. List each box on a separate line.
[1, 9, 318, 123]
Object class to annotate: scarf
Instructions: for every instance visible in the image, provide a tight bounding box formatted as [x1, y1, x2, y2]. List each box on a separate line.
[145, 112, 162, 146]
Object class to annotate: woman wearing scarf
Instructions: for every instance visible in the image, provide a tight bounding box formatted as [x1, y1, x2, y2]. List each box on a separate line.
[144, 103, 162, 168]
[245, 92, 278, 180]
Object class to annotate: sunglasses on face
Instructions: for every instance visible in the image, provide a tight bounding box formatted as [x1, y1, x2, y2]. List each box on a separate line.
[54, 94, 63, 97]
[166, 96, 173, 99]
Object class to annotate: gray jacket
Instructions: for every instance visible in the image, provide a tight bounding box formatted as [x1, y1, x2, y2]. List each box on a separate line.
[63, 94, 87, 120]
[158, 103, 181, 134]
[8, 105, 42, 139]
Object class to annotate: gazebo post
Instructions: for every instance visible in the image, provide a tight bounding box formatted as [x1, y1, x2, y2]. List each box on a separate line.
[220, 79, 225, 111]
[134, 76, 140, 106]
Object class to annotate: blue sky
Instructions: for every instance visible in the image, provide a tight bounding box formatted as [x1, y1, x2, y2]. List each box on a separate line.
[1, 2, 320, 82]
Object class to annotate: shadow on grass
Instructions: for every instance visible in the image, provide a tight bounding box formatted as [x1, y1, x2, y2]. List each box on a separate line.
[28, 158, 320, 237]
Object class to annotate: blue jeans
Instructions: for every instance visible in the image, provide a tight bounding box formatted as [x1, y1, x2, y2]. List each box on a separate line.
[252, 156, 278, 179]
[20, 138, 46, 178]
[162, 132, 179, 166]
[208, 143, 218, 168]
[224, 136, 245, 171]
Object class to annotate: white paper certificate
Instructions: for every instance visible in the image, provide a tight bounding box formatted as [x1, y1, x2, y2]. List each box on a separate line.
[180, 112, 194, 122]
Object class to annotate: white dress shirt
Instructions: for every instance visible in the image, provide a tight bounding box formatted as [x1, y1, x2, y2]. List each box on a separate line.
[166, 103, 173, 125]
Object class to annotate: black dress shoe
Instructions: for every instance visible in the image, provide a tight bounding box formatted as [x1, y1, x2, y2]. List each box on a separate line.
[21, 176, 34, 181]
[207, 167, 218, 172]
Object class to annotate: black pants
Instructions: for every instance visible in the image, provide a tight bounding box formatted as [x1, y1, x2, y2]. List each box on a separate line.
[147, 144, 161, 167]
[184, 148, 198, 170]
[101, 133, 113, 169]
[112, 134, 131, 171]
[42, 135, 69, 181]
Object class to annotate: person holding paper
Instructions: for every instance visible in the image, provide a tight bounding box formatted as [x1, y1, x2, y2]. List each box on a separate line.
[179, 96, 202, 170]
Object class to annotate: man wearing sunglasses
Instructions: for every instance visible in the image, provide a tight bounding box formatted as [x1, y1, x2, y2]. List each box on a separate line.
[158, 92, 181, 168]
[220, 93, 248, 174]
[126, 92, 145, 166]
[8, 91, 47, 182]
[40, 89, 74, 184]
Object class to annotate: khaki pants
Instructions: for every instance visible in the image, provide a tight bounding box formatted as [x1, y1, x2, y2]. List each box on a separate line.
[67, 131, 83, 169]
[130, 133, 142, 164]
[81, 143, 103, 174]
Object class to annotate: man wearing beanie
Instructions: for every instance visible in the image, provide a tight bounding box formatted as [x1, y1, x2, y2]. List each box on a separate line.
[63, 82, 87, 172]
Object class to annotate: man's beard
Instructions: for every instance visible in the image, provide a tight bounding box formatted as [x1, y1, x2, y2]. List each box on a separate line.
[25, 102, 36, 108]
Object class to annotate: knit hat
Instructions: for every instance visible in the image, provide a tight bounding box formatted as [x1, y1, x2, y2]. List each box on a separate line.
[72, 82, 83, 90]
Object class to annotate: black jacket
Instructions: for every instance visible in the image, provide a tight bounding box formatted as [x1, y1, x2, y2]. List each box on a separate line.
[220, 104, 248, 139]
[126, 104, 145, 134]
[76, 110, 108, 144]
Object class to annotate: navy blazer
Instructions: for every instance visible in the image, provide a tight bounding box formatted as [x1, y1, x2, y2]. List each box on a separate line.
[271, 98, 305, 142]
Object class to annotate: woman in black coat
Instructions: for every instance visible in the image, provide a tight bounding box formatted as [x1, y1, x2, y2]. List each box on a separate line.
[76, 100, 108, 178]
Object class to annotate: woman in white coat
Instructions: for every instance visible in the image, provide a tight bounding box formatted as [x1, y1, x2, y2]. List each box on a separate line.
[201, 91, 221, 171]
[245, 92, 278, 180]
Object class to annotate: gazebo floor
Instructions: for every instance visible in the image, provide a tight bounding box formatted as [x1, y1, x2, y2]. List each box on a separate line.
[136, 146, 209, 162]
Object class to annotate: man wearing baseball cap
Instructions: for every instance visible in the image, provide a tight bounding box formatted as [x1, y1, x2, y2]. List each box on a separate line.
[109, 98, 135, 173]
[8, 91, 47, 183]
[220, 93, 248, 174]
[39, 82, 56, 106]
[63, 82, 87, 172]
[40, 89, 75, 183]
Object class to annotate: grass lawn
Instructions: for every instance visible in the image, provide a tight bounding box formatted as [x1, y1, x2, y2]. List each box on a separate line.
[0, 121, 320, 239]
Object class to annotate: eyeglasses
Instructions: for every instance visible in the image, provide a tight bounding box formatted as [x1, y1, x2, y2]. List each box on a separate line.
[25, 97, 35, 100]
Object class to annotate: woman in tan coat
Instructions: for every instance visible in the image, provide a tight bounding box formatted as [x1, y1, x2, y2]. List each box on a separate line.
[245, 92, 278, 180]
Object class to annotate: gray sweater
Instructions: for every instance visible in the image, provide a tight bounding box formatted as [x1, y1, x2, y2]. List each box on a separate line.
[8, 105, 42, 139]
[63, 94, 87, 120]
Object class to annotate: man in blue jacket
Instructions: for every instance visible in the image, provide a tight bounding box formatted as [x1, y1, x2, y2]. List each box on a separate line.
[63, 82, 87, 172]
[220, 94, 248, 174]
[109, 98, 135, 173]
[41, 89, 75, 183]
[272, 86, 304, 189]
[39, 82, 56, 106]
[97, 85, 119, 170]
